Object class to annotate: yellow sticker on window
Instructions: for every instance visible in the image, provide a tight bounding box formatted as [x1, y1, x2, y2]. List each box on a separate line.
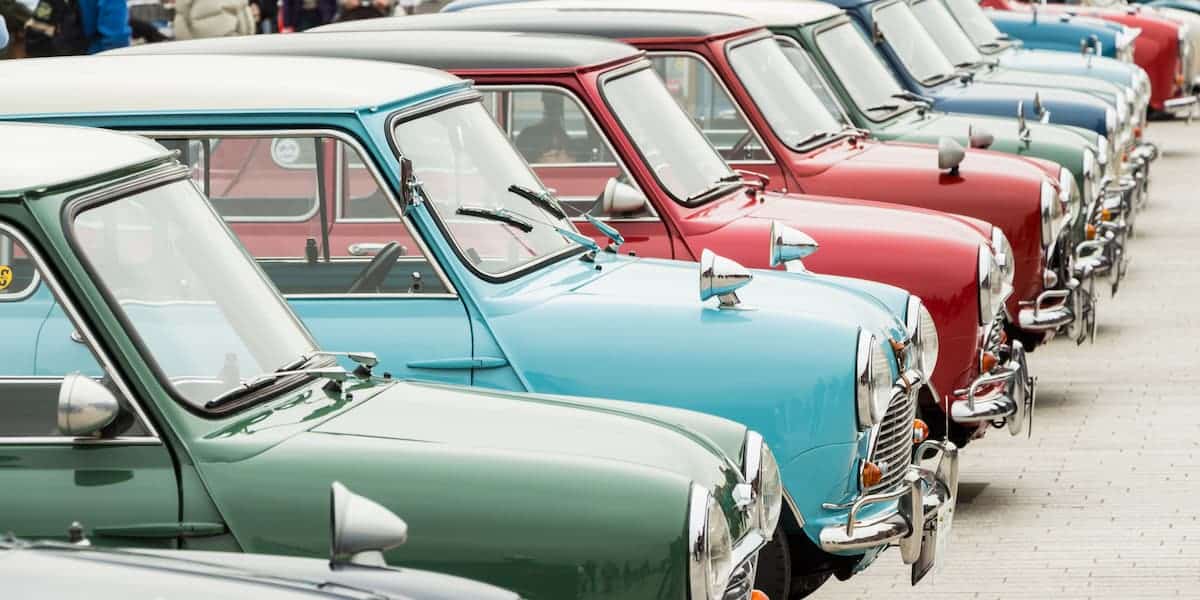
[0, 266, 11, 290]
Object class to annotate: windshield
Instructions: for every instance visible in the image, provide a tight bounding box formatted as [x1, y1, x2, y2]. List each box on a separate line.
[392, 101, 580, 277]
[72, 178, 317, 410]
[873, 1, 957, 84]
[602, 67, 737, 205]
[943, 0, 1007, 48]
[814, 22, 910, 118]
[911, 0, 985, 67]
[728, 36, 847, 150]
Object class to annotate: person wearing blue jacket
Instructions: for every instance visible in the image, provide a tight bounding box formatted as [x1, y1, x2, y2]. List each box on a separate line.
[24, 0, 129, 55]
[0, 16, 8, 50]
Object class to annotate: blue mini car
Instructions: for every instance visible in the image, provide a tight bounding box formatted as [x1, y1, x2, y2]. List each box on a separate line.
[0, 50, 960, 598]
[988, 7, 1137, 59]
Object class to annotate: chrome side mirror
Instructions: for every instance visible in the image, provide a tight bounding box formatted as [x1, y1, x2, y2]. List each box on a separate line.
[57, 373, 119, 437]
[330, 481, 408, 568]
[1033, 92, 1049, 122]
[769, 221, 818, 273]
[1016, 100, 1031, 144]
[601, 178, 648, 215]
[937, 137, 966, 176]
[968, 124, 994, 149]
[699, 249, 753, 309]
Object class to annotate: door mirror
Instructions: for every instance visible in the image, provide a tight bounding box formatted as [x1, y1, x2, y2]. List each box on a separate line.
[330, 481, 408, 568]
[57, 373, 119, 437]
[398, 156, 415, 217]
[600, 178, 648, 216]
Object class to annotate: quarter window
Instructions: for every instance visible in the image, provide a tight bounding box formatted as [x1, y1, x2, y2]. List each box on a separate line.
[160, 134, 446, 296]
[648, 54, 770, 162]
[0, 232, 38, 300]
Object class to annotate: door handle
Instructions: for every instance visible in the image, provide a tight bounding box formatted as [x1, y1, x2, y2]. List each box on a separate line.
[70, 331, 84, 344]
[348, 242, 388, 256]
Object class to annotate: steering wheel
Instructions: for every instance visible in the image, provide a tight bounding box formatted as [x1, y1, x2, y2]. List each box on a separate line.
[348, 241, 402, 294]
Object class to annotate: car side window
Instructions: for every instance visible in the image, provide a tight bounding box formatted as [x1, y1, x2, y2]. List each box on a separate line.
[480, 88, 655, 220]
[0, 230, 149, 439]
[160, 134, 448, 297]
[648, 54, 771, 162]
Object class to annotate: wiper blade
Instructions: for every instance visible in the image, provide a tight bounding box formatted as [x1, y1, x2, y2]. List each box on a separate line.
[455, 206, 534, 232]
[980, 41, 1003, 49]
[507, 184, 566, 220]
[793, 131, 835, 146]
[865, 103, 902, 113]
[685, 175, 742, 204]
[205, 366, 350, 410]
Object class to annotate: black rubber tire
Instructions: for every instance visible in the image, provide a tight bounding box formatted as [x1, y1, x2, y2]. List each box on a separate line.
[753, 534, 791, 600]
[790, 571, 833, 599]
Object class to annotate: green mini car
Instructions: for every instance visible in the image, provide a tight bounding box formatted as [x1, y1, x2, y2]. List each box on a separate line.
[0, 120, 774, 600]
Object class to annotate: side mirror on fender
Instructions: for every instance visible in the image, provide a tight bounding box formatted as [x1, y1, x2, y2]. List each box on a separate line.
[937, 137, 966, 176]
[600, 178, 648, 216]
[57, 373, 119, 437]
[330, 481, 409, 568]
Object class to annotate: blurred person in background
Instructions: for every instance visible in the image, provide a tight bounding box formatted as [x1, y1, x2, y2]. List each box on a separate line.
[334, 0, 390, 21]
[0, 15, 8, 49]
[249, 0, 275, 33]
[23, 0, 129, 55]
[0, 0, 26, 57]
[174, 0, 253, 37]
[279, 0, 331, 30]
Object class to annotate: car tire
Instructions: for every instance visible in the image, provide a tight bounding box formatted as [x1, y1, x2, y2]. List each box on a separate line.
[754, 532, 791, 600]
[790, 571, 833, 599]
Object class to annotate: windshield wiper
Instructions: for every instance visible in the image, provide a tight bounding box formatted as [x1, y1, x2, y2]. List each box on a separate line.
[455, 206, 534, 232]
[793, 131, 836, 147]
[865, 103, 902, 113]
[205, 366, 351, 410]
[980, 41, 1004, 49]
[507, 184, 567, 220]
[684, 174, 743, 204]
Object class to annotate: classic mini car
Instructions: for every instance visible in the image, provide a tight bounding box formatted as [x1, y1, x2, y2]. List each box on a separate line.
[0, 119, 785, 600]
[351, 6, 1062, 447]
[1, 58, 959, 599]
[983, 0, 1199, 113]
[2, 483, 522, 600]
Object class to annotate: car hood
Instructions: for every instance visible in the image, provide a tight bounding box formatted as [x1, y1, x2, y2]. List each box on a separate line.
[931, 80, 1110, 134]
[978, 65, 1122, 104]
[999, 48, 1137, 87]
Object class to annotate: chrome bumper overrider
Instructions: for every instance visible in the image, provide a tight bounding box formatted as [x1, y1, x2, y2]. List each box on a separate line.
[950, 341, 1036, 437]
[818, 440, 959, 584]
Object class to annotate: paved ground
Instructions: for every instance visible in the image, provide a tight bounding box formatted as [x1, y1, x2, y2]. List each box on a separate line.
[814, 119, 1200, 599]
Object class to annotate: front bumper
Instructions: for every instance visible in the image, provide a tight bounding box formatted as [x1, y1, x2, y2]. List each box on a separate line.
[818, 440, 959, 585]
[949, 340, 1036, 436]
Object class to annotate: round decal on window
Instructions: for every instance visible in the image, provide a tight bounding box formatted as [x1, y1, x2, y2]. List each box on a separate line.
[0, 265, 11, 290]
[270, 138, 303, 167]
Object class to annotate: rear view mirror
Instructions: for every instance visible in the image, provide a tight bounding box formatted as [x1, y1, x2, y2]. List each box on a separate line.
[330, 481, 408, 568]
[601, 178, 648, 216]
[57, 373, 119, 437]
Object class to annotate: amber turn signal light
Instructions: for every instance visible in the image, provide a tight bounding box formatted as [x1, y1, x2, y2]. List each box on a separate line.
[751, 591, 770, 600]
[1086, 224, 1098, 240]
[1101, 209, 1113, 222]
[912, 419, 929, 445]
[981, 351, 999, 372]
[1135, 125, 1143, 139]
[860, 460, 883, 488]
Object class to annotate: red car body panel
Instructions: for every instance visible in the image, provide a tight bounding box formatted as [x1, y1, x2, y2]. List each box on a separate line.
[984, 0, 1185, 109]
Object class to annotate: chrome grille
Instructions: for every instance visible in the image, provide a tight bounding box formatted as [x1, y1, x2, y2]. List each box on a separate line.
[865, 387, 917, 493]
[722, 555, 757, 600]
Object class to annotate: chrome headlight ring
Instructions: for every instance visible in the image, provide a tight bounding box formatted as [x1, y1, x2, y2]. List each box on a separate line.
[991, 227, 1016, 299]
[977, 244, 1006, 326]
[855, 330, 892, 431]
[1058, 166, 1082, 227]
[688, 485, 734, 600]
[904, 295, 940, 376]
[1039, 178, 1061, 248]
[742, 431, 784, 536]
[1104, 106, 1116, 136]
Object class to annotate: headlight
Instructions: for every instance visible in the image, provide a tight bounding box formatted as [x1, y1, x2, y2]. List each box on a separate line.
[991, 227, 1016, 298]
[688, 485, 734, 600]
[905, 296, 940, 376]
[1058, 166, 1082, 226]
[743, 432, 784, 535]
[855, 330, 893, 430]
[1039, 178, 1062, 247]
[1104, 106, 1116, 135]
[977, 244, 1005, 326]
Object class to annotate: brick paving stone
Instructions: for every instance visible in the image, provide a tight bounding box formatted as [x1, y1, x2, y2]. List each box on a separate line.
[811, 120, 1200, 600]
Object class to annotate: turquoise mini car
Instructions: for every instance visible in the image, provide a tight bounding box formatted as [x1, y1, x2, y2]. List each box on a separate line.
[0, 51, 959, 598]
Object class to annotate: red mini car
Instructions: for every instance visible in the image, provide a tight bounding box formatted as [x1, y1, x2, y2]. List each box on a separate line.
[985, 0, 1193, 112]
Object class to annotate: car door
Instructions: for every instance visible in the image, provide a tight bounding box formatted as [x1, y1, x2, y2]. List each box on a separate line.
[480, 87, 675, 258]
[158, 132, 473, 385]
[0, 228, 179, 547]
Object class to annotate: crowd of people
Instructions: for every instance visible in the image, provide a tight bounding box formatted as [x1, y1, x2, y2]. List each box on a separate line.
[0, 0, 428, 58]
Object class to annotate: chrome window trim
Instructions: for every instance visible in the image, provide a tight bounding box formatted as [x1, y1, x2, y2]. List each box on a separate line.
[644, 49, 777, 166]
[0, 222, 161, 445]
[137, 128, 459, 300]
[478, 83, 661, 222]
[0, 269, 41, 302]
